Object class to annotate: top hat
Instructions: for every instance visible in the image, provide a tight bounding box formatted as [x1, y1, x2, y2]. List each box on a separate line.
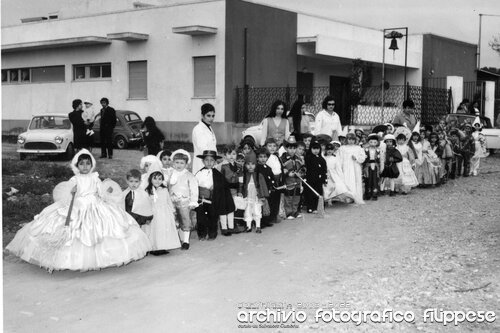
[196, 150, 223, 160]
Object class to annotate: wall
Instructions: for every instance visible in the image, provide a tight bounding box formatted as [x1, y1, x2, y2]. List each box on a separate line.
[2, 1, 226, 139]
[225, 0, 297, 122]
[422, 34, 477, 83]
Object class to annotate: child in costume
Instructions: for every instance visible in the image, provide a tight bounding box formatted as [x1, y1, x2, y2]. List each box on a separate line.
[123, 169, 153, 226]
[239, 153, 270, 233]
[219, 145, 240, 235]
[145, 171, 181, 255]
[302, 133, 313, 151]
[436, 131, 453, 183]
[168, 150, 199, 250]
[448, 130, 463, 179]
[460, 123, 476, 177]
[6, 149, 151, 272]
[140, 155, 163, 189]
[380, 134, 403, 196]
[395, 134, 418, 194]
[323, 142, 358, 204]
[470, 118, 487, 176]
[339, 133, 366, 203]
[408, 123, 437, 186]
[195, 150, 235, 240]
[363, 133, 382, 200]
[280, 138, 304, 219]
[428, 132, 446, 184]
[256, 147, 276, 228]
[265, 138, 283, 224]
[157, 149, 173, 180]
[304, 140, 327, 213]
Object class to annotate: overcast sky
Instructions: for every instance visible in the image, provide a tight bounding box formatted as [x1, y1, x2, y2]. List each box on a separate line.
[2, 0, 499, 67]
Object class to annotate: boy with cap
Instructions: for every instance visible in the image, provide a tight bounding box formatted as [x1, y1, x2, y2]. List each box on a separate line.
[461, 123, 476, 177]
[256, 147, 276, 227]
[280, 137, 304, 219]
[265, 138, 283, 224]
[363, 133, 382, 200]
[195, 150, 235, 240]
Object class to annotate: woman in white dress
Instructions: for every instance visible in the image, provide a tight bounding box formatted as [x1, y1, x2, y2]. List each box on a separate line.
[6, 149, 151, 272]
[339, 133, 366, 203]
[192, 103, 217, 174]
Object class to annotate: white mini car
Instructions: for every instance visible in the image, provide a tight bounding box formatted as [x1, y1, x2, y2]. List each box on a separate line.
[445, 113, 500, 151]
[17, 114, 75, 160]
[241, 112, 316, 146]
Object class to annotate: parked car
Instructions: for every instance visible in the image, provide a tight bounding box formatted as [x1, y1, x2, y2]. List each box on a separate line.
[445, 113, 500, 151]
[17, 114, 74, 160]
[92, 110, 144, 149]
[241, 111, 316, 146]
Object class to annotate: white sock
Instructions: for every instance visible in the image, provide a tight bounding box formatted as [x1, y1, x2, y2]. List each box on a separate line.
[183, 231, 190, 243]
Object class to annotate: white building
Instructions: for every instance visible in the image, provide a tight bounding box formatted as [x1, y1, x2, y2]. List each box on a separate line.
[2, 0, 479, 143]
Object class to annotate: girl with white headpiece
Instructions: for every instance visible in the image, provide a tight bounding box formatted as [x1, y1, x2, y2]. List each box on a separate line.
[470, 117, 489, 176]
[140, 155, 163, 189]
[6, 149, 151, 272]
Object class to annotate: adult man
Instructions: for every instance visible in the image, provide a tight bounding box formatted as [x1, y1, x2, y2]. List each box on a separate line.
[68, 99, 89, 150]
[313, 95, 342, 141]
[392, 99, 418, 131]
[192, 103, 217, 173]
[99, 97, 116, 159]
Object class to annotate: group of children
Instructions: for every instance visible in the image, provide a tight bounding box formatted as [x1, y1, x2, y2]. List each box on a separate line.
[6, 115, 489, 272]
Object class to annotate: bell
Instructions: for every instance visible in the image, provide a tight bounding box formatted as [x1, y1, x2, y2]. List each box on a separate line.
[388, 38, 399, 51]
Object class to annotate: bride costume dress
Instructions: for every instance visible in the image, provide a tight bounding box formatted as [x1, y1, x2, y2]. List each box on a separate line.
[395, 143, 419, 192]
[6, 149, 151, 272]
[323, 154, 362, 204]
[338, 143, 366, 204]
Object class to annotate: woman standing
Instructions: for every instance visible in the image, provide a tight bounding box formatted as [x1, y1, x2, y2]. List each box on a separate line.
[141, 116, 165, 157]
[260, 100, 290, 147]
[313, 95, 342, 141]
[192, 103, 217, 173]
[288, 100, 311, 141]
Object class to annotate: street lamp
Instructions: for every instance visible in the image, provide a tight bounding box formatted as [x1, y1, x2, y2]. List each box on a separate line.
[381, 27, 408, 116]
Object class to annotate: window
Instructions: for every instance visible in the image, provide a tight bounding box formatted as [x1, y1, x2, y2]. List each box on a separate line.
[2, 66, 64, 84]
[128, 61, 147, 99]
[193, 56, 215, 97]
[31, 66, 64, 82]
[73, 63, 111, 80]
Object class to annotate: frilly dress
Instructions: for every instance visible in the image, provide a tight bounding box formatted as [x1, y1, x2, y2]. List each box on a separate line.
[323, 155, 362, 204]
[6, 172, 151, 272]
[395, 144, 418, 189]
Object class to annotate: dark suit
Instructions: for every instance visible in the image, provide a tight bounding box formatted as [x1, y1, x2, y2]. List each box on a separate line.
[68, 110, 89, 150]
[99, 106, 116, 157]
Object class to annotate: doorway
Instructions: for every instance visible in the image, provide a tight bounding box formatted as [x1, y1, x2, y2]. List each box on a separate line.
[329, 76, 351, 125]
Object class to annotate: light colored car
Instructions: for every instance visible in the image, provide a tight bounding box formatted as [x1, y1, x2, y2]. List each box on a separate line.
[17, 114, 74, 160]
[445, 113, 500, 151]
[241, 112, 316, 146]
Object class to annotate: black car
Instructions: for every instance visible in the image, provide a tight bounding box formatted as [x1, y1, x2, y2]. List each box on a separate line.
[92, 110, 143, 149]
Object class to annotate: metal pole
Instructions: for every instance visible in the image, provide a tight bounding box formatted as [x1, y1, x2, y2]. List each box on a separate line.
[381, 29, 386, 117]
[404, 27, 408, 100]
[478, 14, 482, 70]
[243, 27, 249, 123]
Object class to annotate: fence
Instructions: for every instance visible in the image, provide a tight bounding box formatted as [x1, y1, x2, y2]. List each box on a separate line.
[235, 84, 450, 125]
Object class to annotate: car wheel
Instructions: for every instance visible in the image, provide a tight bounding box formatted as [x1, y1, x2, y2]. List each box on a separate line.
[243, 135, 256, 146]
[65, 143, 75, 160]
[19, 153, 26, 161]
[114, 135, 127, 149]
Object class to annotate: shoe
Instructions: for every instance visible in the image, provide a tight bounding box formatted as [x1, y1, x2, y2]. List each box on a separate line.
[108, 156, 113, 159]
[295, 213, 303, 218]
[207, 236, 217, 241]
[389, 191, 396, 197]
[286, 215, 295, 220]
[307, 209, 313, 213]
[256, 228, 262, 234]
[198, 235, 207, 241]
[312, 210, 318, 214]
[181, 242, 190, 250]
[401, 192, 408, 195]
[245, 227, 252, 233]
[150, 250, 169, 256]
[379, 191, 385, 196]
[363, 193, 371, 200]
[222, 229, 232, 236]
[372, 196, 378, 201]
[229, 228, 242, 234]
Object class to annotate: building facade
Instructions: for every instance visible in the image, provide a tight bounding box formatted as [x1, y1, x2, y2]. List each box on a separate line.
[1, 0, 479, 143]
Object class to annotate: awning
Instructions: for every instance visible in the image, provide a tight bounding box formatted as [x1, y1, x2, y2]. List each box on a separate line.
[2, 36, 111, 53]
[107, 32, 149, 41]
[172, 25, 217, 36]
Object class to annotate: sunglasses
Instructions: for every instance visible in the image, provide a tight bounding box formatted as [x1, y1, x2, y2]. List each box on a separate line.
[327, 103, 335, 106]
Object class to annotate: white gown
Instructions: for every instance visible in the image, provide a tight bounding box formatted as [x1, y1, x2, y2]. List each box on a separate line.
[143, 187, 181, 251]
[323, 155, 361, 203]
[339, 144, 366, 204]
[6, 172, 151, 272]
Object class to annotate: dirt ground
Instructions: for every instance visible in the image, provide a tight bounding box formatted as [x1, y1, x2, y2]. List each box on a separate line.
[2, 144, 500, 332]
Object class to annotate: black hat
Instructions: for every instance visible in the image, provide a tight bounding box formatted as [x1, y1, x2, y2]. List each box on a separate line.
[372, 124, 388, 134]
[309, 140, 321, 149]
[196, 150, 223, 160]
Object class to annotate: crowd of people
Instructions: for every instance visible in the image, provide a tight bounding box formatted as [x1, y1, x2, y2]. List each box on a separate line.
[6, 98, 490, 272]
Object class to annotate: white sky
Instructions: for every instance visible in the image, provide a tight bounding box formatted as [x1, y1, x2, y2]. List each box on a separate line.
[2, 0, 500, 67]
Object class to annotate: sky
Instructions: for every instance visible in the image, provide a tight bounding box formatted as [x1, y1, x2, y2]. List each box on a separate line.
[1, 0, 500, 67]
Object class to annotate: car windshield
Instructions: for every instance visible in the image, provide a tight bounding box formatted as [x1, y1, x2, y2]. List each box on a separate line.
[29, 116, 71, 130]
[124, 113, 141, 123]
[447, 114, 489, 128]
